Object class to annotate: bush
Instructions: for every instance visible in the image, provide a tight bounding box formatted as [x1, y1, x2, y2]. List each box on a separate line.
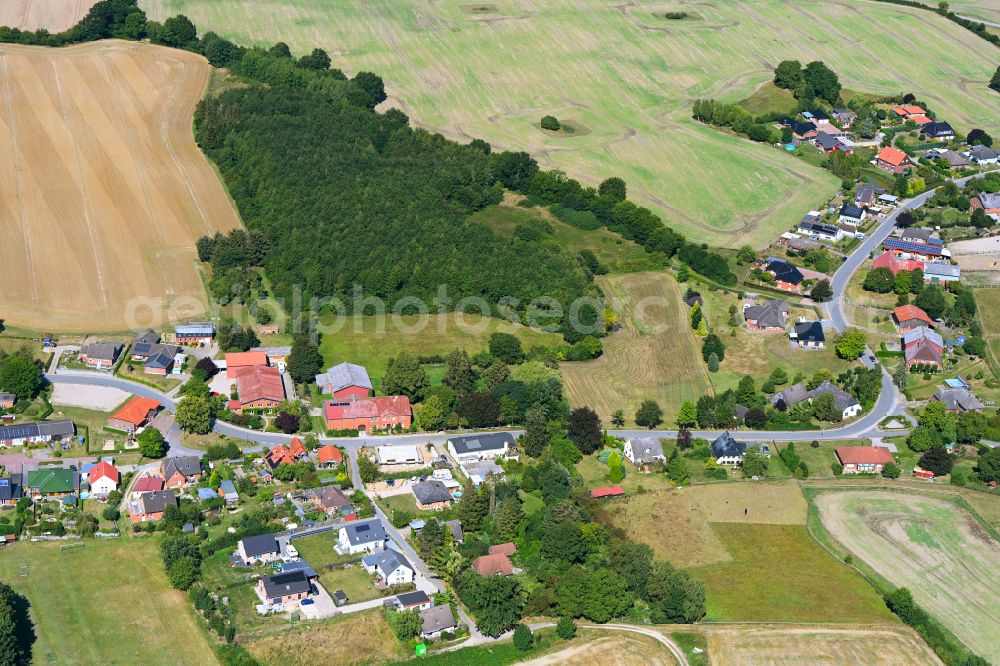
[540, 115, 560, 131]
[556, 616, 577, 639]
[513, 624, 534, 651]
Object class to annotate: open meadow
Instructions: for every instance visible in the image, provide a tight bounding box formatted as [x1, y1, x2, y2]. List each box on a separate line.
[0, 40, 242, 332]
[0, 1, 99, 32]
[0, 539, 218, 666]
[815, 490, 1000, 663]
[975, 287, 1000, 369]
[142, 0, 999, 248]
[244, 609, 402, 666]
[561, 271, 712, 426]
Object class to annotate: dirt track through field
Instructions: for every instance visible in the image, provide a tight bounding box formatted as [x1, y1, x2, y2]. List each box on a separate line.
[0, 41, 242, 332]
[816, 491, 1000, 662]
[0, 1, 99, 32]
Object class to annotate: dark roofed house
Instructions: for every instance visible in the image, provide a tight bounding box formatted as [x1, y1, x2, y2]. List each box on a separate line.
[743, 299, 789, 332]
[0, 393, 14, 409]
[161, 456, 203, 489]
[256, 570, 313, 606]
[967, 145, 1000, 165]
[789, 321, 825, 349]
[838, 203, 866, 226]
[396, 590, 431, 611]
[765, 259, 804, 292]
[308, 486, 353, 515]
[237, 534, 281, 565]
[855, 184, 876, 207]
[921, 121, 955, 141]
[411, 479, 453, 510]
[0, 475, 22, 507]
[447, 432, 514, 463]
[792, 121, 817, 139]
[444, 519, 464, 544]
[78, 340, 124, 369]
[362, 548, 414, 585]
[0, 420, 75, 448]
[814, 133, 846, 152]
[127, 489, 176, 522]
[710, 432, 748, 466]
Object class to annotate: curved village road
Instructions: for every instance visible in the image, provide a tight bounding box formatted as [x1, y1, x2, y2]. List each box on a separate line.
[46, 369, 910, 459]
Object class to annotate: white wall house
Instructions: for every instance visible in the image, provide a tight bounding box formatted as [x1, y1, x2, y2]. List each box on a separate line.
[337, 519, 388, 555]
[376, 445, 421, 465]
[446, 433, 514, 464]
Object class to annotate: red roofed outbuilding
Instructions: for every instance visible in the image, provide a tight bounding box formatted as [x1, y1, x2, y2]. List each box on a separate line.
[591, 486, 625, 499]
[225, 351, 268, 378]
[472, 553, 513, 576]
[232, 365, 284, 413]
[872, 252, 923, 275]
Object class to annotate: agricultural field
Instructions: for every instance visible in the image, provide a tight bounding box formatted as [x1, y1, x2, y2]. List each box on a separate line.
[0, 40, 242, 332]
[0, 0, 99, 32]
[944, 0, 1000, 22]
[0, 539, 218, 666]
[244, 609, 402, 666]
[141, 0, 1000, 249]
[560, 272, 712, 426]
[815, 490, 1000, 662]
[701, 624, 943, 666]
[975, 287, 1000, 367]
[605, 481, 808, 568]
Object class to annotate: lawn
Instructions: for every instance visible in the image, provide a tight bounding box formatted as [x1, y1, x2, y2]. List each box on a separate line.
[561, 272, 713, 426]
[316, 312, 562, 389]
[975, 287, 1000, 373]
[291, 532, 356, 570]
[737, 81, 797, 117]
[815, 490, 1000, 662]
[772, 439, 875, 478]
[604, 481, 808, 568]
[688, 522, 894, 623]
[0, 539, 218, 665]
[116, 361, 183, 392]
[141, 0, 995, 249]
[45, 404, 124, 455]
[244, 609, 403, 666]
[316, 563, 387, 604]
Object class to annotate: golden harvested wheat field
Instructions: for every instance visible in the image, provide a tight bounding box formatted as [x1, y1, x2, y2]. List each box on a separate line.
[0, 40, 242, 332]
[0, 1, 100, 33]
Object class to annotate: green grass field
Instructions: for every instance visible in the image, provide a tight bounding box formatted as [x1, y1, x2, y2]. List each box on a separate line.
[316, 312, 562, 388]
[141, 0, 999, 248]
[688, 522, 894, 623]
[815, 490, 1000, 662]
[560, 271, 713, 426]
[975, 287, 1000, 372]
[0, 539, 218, 665]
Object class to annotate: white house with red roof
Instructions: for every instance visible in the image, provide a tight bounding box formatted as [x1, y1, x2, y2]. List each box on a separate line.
[88, 461, 119, 497]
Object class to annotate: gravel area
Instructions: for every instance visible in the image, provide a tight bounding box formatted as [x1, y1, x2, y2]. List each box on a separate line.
[51, 383, 130, 411]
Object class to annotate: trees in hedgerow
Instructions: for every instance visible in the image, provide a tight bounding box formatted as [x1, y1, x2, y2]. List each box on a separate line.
[598, 177, 627, 201]
[287, 335, 324, 385]
[635, 400, 663, 429]
[976, 447, 1000, 484]
[566, 407, 602, 455]
[513, 624, 534, 651]
[489, 333, 524, 364]
[442, 350, 476, 397]
[701, 334, 725, 363]
[0, 355, 43, 401]
[455, 569, 523, 638]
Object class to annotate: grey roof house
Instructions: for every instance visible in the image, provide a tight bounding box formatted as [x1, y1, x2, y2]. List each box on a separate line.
[789, 321, 825, 348]
[710, 432, 748, 465]
[315, 362, 373, 395]
[411, 479, 453, 508]
[932, 387, 984, 413]
[447, 432, 514, 462]
[420, 604, 458, 638]
[624, 437, 665, 467]
[338, 518, 388, 553]
[744, 299, 788, 331]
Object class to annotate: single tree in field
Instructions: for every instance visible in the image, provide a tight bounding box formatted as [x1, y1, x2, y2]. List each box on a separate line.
[540, 115, 560, 131]
[635, 400, 663, 429]
[835, 329, 867, 360]
[990, 65, 1000, 93]
[0, 582, 35, 666]
[676, 400, 697, 428]
[611, 409, 626, 428]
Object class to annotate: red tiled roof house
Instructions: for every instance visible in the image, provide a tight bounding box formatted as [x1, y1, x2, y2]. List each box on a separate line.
[317, 445, 343, 468]
[893, 305, 933, 333]
[231, 365, 285, 413]
[875, 146, 910, 174]
[324, 396, 412, 432]
[107, 397, 160, 433]
[835, 446, 895, 474]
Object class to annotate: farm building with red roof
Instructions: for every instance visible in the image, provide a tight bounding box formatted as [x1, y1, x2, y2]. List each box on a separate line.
[324, 396, 412, 432]
[107, 396, 160, 433]
[835, 446, 895, 474]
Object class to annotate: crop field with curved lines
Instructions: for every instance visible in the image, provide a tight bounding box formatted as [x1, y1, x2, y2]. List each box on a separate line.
[816, 490, 1000, 663]
[141, 0, 1000, 248]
